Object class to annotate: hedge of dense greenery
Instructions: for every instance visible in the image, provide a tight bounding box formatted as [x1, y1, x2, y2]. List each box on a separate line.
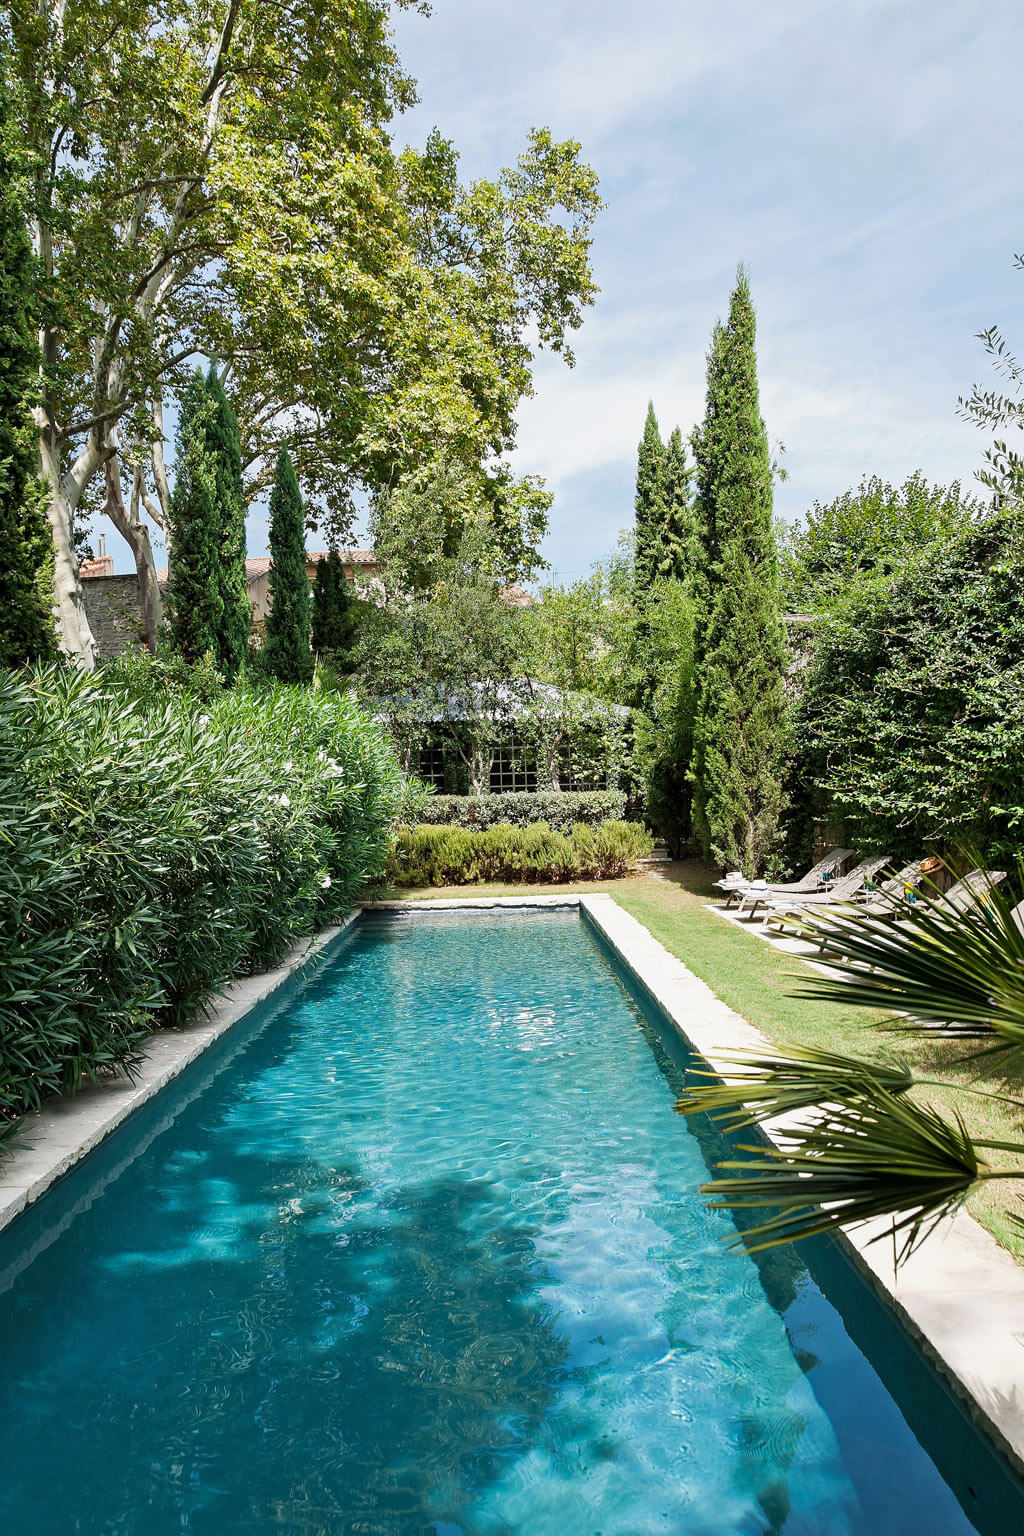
[413, 788, 627, 832]
[0, 665, 401, 1135]
[387, 820, 653, 886]
[792, 511, 1024, 863]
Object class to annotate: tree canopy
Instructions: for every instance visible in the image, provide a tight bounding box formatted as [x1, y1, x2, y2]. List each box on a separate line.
[794, 508, 1024, 863]
[4, 0, 600, 659]
[780, 472, 982, 612]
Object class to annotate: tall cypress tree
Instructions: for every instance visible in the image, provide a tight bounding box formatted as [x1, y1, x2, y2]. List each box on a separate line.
[166, 370, 223, 664]
[264, 448, 313, 683]
[0, 92, 55, 669]
[658, 426, 696, 582]
[689, 268, 789, 874]
[311, 549, 358, 667]
[205, 367, 250, 677]
[633, 402, 667, 595]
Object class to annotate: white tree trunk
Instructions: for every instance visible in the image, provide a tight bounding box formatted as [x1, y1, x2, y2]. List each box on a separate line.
[103, 461, 164, 651]
[38, 433, 98, 668]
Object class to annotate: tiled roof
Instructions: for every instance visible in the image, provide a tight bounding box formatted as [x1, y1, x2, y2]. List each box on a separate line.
[499, 583, 536, 608]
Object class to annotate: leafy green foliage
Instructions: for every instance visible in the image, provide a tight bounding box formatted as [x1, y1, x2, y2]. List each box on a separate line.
[311, 551, 359, 669]
[356, 484, 539, 786]
[165, 371, 223, 665]
[387, 820, 653, 887]
[412, 789, 627, 833]
[528, 545, 640, 701]
[8, 0, 599, 641]
[264, 448, 313, 684]
[780, 472, 982, 612]
[794, 510, 1024, 861]
[690, 269, 789, 873]
[633, 579, 696, 855]
[0, 90, 54, 668]
[205, 368, 250, 678]
[0, 661, 401, 1140]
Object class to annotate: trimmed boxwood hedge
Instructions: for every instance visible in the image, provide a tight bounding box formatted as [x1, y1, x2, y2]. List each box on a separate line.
[0, 663, 401, 1142]
[386, 820, 653, 887]
[414, 789, 627, 833]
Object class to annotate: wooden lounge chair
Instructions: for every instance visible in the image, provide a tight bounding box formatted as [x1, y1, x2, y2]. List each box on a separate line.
[760, 855, 893, 928]
[852, 858, 930, 917]
[720, 848, 856, 912]
[936, 866, 1007, 913]
[807, 859, 929, 949]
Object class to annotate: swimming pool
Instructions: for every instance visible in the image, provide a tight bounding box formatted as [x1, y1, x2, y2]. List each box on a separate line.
[0, 907, 1016, 1533]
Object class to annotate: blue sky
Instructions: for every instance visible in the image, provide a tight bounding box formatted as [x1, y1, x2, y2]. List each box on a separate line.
[383, 0, 1024, 581]
[99, 0, 1024, 580]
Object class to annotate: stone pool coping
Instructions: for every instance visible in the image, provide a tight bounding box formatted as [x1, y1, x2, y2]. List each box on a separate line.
[3, 891, 1024, 1481]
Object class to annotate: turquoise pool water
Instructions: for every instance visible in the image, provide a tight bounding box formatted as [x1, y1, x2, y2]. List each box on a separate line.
[0, 908, 1008, 1533]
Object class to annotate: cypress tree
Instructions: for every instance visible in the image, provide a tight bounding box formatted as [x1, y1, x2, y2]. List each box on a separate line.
[205, 367, 250, 677]
[166, 370, 223, 664]
[689, 268, 789, 874]
[658, 426, 696, 582]
[0, 92, 55, 668]
[264, 447, 313, 683]
[311, 549, 358, 667]
[634, 402, 667, 595]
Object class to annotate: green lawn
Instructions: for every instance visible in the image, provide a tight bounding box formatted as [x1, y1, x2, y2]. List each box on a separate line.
[370, 860, 1024, 1259]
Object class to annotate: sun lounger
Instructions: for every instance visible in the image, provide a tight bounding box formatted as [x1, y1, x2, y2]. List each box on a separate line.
[849, 859, 929, 917]
[719, 849, 856, 912]
[937, 866, 1007, 912]
[760, 855, 893, 928]
[804, 859, 928, 948]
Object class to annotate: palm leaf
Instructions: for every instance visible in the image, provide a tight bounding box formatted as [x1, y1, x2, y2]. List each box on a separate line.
[675, 1044, 914, 1131]
[789, 863, 1024, 1057]
[702, 1088, 988, 1264]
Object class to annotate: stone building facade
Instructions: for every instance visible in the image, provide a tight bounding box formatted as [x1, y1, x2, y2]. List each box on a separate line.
[80, 574, 149, 659]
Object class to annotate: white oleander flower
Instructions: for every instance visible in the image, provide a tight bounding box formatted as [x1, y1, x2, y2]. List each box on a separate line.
[197, 714, 211, 728]
[277, 793, 290, 808]
[321, 874, 332, 888]
[283, 761, 293, 772]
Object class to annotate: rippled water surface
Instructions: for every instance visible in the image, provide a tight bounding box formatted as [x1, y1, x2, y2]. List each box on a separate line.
[0, 909, 988, 1533]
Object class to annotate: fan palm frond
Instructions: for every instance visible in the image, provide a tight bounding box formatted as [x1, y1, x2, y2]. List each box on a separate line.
[791, 863, 1024, 1057]
[702, 1089, 993, 1263]
[676, 1044, 914, 1131]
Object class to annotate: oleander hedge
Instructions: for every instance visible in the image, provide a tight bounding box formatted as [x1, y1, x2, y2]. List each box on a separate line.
[386, 820, 653, 887]
[413, 788, 627, 833]
[0, 664, 401, 1139]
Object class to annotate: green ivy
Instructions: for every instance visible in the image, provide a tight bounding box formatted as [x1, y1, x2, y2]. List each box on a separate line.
[794, 510, 1024, 861]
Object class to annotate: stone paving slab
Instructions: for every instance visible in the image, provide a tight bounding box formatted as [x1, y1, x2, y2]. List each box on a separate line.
[0, 917, 356, 1236]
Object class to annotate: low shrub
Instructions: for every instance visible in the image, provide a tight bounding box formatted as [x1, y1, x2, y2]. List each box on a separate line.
[413, 788, 627, 833]
[386, 819, 653, 886]
[0, 663, 402, 1137]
